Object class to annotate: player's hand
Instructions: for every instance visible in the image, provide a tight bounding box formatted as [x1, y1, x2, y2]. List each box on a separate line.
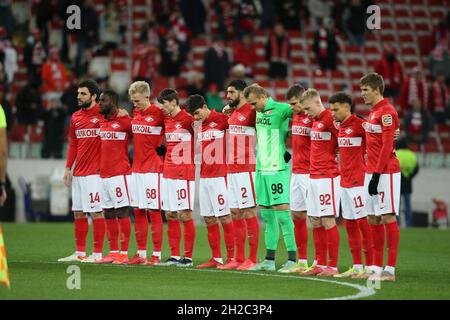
[0, 183, 7, 207]
[222, 105, 234, 116]
[394, 128, 400, 140]
[368, 173, 380, 196]
[284, 151, 292, 163]
[118, 108, 129, 117]
[63, 168, 72, 187]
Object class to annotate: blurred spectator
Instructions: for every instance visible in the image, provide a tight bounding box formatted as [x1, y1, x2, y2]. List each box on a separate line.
[429, 72, 449, 126]
[342, 0, 367, 47]
[403, 99, 431, 146]
[160, 30, 184, 78]
[140, 16, 160, 48]
[260, 0, 276, 29]
[237, 0, 262, 36]
[0, 27, 17, 89]
[40, 94, 66, 159]
[168, 8, 190, 54]
[152, 0, 178, 26]
[180, 0, 206, 37]
[15, 80, 42, 126]
[313, 17, 339, 72]
[204, 36, 230, 91]
[24, 28, 46, 85]
[132, 33, 161, 84]
[429, 14, 449, 56]
[375, 44, 403, 100]
[33, 0, 53, 48]
[183, 71, 206, 98]
[275, 0, 304, 30]
[41, 46, 68, 99]
[308, 0, 331, 31]
[60, 76, 79, 116]
[232, 33, 258, 77]
[0, 0, 15, 38]
[396, 138, 419, 228]
[227, 64, 251, 85]
[75, 0, 99, 76]
[214, 0, 238, 41]
[266, 23, 291, 80]
[99, 1, 122, 53]
[399, 67, 429, 114]
[206, 83, 224, 112]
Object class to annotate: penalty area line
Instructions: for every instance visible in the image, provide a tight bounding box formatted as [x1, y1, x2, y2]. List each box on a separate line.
[10, 260, 376, 300]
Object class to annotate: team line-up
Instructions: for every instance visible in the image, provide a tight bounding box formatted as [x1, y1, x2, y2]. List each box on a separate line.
[58, 72, 400, 282]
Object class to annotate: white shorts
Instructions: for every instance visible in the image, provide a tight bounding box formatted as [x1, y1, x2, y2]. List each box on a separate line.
[340, 182, 369, 220]
[307, 176, 341, 218]
[290, 173, 309, 212]
[199, 177, 230, 217]
[227, 171, 256, 209]
[129, 172, 162, 210]
[71, 175, 103, 213]
[161, 177, 195, 212]
[101, 175, 131, 209]
[364, 172, 401, 216]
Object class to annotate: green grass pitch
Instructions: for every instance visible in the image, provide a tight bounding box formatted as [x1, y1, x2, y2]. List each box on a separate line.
[1, 222, 450, 300]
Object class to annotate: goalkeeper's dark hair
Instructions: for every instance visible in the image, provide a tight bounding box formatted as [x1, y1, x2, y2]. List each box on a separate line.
[227, 79, 247, 91]
[329, 91, 355, 113]
[158, 88, 179, 105]
[286, 84, 306, 100]
[78, 79, 100, 99]
[186, 94, 206, 114]
[101, 89, 119, 106]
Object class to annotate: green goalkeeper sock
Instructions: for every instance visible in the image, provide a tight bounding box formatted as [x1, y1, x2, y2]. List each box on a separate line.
[275, 210, 297, 254]
[261, 208, 279, 252]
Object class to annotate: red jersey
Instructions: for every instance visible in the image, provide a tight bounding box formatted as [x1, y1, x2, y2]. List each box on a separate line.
[199, 110, 229, 178]
[131, 104, 165, 173]
[363, 98, 400, 174]
[338, 114, 367, 187]
[309, 109, 340, 179]
[99, 111, 132, 178]
[163, 109, 196, 181]
[292, 112, 313, 174]
[66, 104, 102, 176]
[227, 103, 256, 173]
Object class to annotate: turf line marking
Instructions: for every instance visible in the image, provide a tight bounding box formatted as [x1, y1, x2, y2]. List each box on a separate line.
[10, 260, 376, 300]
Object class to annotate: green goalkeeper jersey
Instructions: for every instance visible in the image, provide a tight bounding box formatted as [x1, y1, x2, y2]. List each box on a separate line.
[256, 97, 293, 171]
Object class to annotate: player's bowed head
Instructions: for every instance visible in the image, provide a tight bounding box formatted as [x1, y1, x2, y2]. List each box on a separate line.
[299, 88, 325, 119]
[243, 83, 269, 112]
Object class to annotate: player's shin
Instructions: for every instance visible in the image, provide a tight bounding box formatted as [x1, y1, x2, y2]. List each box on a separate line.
[385, 220, 399, 272]
[74, 216, 89, 255]
[105, 218, 120, 252]
[357, 218, 374, 266]
[261, 208, 278, 260]
[149, 210, 163, 257]
[325, 224, 340, 269]
[92, 215, 106, 256]
[370, 223, 385, 272]
[232, 216, 247, 263]
[183, 218, 196, 259]
[206, 222, 222, 261]
[118, 215, 131, 254]
[245, 216, 260, 263]
[275, 210, 297, 261]
[293, 217, 308, 261]
[133, 208, 148, 256]
[345, 219, 362, 266]
[313, 226, 327, 267]
[167, 219, 181, 259]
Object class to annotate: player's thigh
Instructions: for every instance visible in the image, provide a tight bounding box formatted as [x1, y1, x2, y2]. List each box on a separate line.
[79, 175, 103, 213]
[255, 171, 271, 207]
[71, 176, 83, 212]
[174, 179, 195, 212]
[199, 178, 215, 217]
[264, 169, 290, 206]
[341, 186, 367, 220]
[290, 173, 308, 212]
[376, 172, 401, 216]
[201, 177, 229, 217]
[140, 172, 162, 210]
[102, 175, 130, 209]
[363, 173, 377, 216]
[229, 172, 256, 209]
[307, 177, 340, 218]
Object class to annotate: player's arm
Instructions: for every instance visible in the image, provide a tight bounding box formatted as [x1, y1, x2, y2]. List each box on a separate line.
[64, 119, 78, 187]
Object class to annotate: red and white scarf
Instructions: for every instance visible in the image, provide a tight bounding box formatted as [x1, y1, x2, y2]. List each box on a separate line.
[408, 76, 428, 109]
[270, 35, 288, 63]
[432, 80, 449, 112]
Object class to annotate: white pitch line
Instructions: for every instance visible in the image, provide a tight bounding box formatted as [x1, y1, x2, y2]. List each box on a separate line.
[10, 260, 376, 300]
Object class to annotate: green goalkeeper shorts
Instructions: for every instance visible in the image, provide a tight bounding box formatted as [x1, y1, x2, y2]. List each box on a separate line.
[255, 169, 291, 207]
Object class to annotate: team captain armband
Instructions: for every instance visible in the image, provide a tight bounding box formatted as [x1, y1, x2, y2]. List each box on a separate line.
[382, 114, 393, 126]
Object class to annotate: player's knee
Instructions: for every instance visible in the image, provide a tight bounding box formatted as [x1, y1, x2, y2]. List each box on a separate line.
[179, 210, 192, 222]
[368, 215, 381, 225]
[165, 211, 178, 221]
[219, 214, 232, 225]
[204, 216, 218, 226]
[322, 217, 336, 229]
[231, 208, 244, 221]
[243, 207, 256, 219]
[382, 214, 397, 224]
[117, 208, 130, 219]
[74, 211, 86, 219]
[104, 209, 116, 219]
[292, 211, 307, 221]
[91, 211, 104, 219]
[309, 216, 321, 227]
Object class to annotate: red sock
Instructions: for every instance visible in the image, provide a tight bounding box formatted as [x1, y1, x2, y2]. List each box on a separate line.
[149, 210, 163, 252]
[326, 225, 340, 268]
[183, 219, 196, 259]
[167, 219, 181, 257]
[357, 218, 373, 266]
[293, 218, 308, 260]
[74, 217, 89, 253]
[245, 217, 259, 263]
[133, 208, 148, 251]
[222, 222, 235, 262]
[105, 218, 119, 252]
[313, 226, 327, 266]
[118, 217, 131, 252]
[233, 219, 246, 263]
[207, 223, 222, 259]
[345, 219, 362, 265]
[370, 224, 385, 268]
[92, 217, 106, 254]
[385, 221, 399, 267]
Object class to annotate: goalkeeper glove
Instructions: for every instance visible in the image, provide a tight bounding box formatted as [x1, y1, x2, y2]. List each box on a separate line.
[156, 145, 167, 156]
[284, 151, 292, 163]
[368, 173, 381, 196]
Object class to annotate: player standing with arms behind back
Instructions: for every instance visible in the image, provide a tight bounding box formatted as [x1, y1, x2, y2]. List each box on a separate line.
[360, 72, 400, 282]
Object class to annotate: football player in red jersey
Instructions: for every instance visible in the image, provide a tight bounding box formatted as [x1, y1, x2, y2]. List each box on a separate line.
[359, 72, 400, 282]
[186, 94, 235, 268]
[157, 88, 197, 268]
[59, 80, 106, 263]
[285, 84, 313, 272]
[300, 89, 341, 277]
[127, 81, 165, 266]
[95, 90, 133, 265]
[329, 92, 374, 278]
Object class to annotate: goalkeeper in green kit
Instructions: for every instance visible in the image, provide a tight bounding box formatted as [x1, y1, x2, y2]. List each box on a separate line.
[243, 84, 298, 272]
